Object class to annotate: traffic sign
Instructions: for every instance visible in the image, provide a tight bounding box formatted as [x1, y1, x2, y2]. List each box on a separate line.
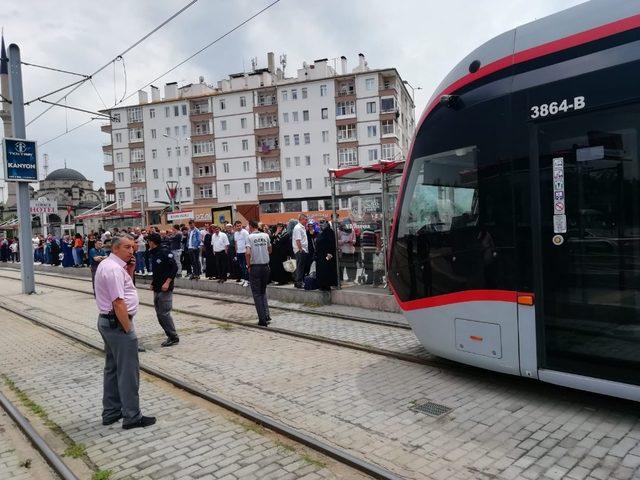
[3, 137, 38, 182]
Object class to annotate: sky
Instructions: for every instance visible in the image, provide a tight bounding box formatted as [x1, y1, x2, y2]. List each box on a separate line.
[1, 0, 586, 187]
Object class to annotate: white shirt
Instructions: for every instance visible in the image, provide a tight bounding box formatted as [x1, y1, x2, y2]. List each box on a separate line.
[292, 222, 308, 253]
[234, 228, 250, 254]
[212, 232, 230, 252]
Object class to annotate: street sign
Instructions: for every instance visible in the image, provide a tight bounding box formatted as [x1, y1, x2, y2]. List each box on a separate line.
[3, 137, 38, 182]
[30, 199, 58, 214]
[167, 210, 194, 222]
[61, 224, 75, 231]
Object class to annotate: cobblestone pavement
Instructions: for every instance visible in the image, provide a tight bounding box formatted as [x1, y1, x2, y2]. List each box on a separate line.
[0, 407, 58, 480]
[3, 277, 640, 480]
[0, 308, 362, 480]
[0, 269, 427, 360]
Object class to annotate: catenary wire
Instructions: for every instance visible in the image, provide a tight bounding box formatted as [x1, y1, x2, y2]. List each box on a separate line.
[25, 0, 199, 127]
[89, 78, 108, 109]
[39, 118, 99, 147]
[20, 61, 90, 78]
[38, 99, 110, 118]
[0, 93, 10, 104]
[115, 0, 282, 106]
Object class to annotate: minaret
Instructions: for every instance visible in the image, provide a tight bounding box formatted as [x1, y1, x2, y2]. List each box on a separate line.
[0, 31, 16, 208]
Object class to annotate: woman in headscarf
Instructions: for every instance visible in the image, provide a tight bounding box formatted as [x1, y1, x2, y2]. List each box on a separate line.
[314, 217, 338, 291]
[305, 221, 317, 276]
[203, 226, 217, 279]
[269, 223, 292, 285]
[61, 234, 74, 268]
[50, 235, 61, 266]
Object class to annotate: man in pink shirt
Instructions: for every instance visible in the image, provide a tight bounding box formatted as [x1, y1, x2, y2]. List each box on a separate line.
[94, 233, 156, 429]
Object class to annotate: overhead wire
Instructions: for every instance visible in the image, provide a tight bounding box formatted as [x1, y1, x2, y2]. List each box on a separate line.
[116, 0, 282, 106]
[39, 118, 99, 147]
[89, 78, 108, 109]
[25, 0, 199, 127]
[21, 61, 89, 78]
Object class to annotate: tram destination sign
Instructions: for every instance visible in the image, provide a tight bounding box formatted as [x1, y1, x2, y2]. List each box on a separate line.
[3, 138, 38, 182]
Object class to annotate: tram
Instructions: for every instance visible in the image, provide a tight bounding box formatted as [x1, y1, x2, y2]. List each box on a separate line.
[389, 1, 640, 401]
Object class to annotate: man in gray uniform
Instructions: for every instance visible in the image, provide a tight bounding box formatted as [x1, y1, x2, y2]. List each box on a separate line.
[147, 232, 180, 347]
[94, 233, 156, 429]
[246, 219, 272, 326]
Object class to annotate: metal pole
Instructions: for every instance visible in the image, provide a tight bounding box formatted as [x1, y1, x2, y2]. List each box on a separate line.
[380, 170, 389, 290]
[8, 44, 35, 294]
[330, 173, 341, 289]
[140, 193, 146, 226]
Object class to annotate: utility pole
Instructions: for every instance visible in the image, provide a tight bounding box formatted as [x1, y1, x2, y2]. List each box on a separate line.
[8, 44, 35, 294]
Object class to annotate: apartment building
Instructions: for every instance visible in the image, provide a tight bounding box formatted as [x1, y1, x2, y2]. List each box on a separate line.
[100, 53, 415, 225]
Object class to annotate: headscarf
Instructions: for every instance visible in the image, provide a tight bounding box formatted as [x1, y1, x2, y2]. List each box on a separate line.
[286, 219, 297, 236]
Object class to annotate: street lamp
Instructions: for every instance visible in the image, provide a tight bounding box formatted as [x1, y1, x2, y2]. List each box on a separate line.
[402, 80, 422, 105]
[163, 133, 190, 209]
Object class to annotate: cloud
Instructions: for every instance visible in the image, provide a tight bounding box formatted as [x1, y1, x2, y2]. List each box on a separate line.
[1, 0, 586, 186]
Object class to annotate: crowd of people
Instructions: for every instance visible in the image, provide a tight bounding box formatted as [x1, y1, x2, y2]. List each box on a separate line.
[11, 213, 376, 291]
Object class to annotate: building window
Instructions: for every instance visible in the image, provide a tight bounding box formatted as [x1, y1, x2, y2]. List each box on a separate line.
[174, 126, 179, 136]
[301, 87, 308, 99]
[183, 145, 189, 155]
[295, 179, 302, 190]
[307, 199, 319, 211]
[240, 96, 246, 107]
[340, 197, 349, 209]
[222, 141, 228, 152]
[165, 127, 170, 136]
[322, 130, 329, 143]
[321, 108, 328, 119]
[185, 166, 190, 176]
[182, 104, 187, 115]
[285, 157, 291, 168]
[323, 153, 330, 165]
[305, 155, 311, 166]
[199, 185, 214, 198]
[244, 183, 251, 194]
[153, 169, 159, 179]
[241, 117, 247, 129]
[175, 146, 180, 157]
[293, 134, 300, 145]
[286, 180, 292, 190]
[192, 140, 214, 155]
[337, 124, 357, 141]
[154, 189, 159, 199]
[338, 148, 358, 167]
[382, 119, 394, 135]
[220, 99, 226, 110]
[115, 152, 123, 163]
[223, 163, 229, 173]
[112, 113, 121, 122]
[224, 184, 230, 195]
[132, 148, 144, 162]
[320, 84, 327, 97]
[367, 125, 377, 137]
[284, 135, 290, 146]
[221, 120, 227, 131]
[198, 165, 213, 177]
[291, 89, 298, 100]
[292, 111, 299, 123]
[283, 112, 289, 123]
[294, 156, 300, 167]
[114, 133, 122, 143]
[185, 187, 191, 197]
[168, 168, 173, 177]
[261, 202, 281, 213]
[303, 110, 309, 121]
[282, 90, 288, 101]
[127, 106, 142, 122]
[131, 167, 145, 182]
[324, 177, 330, 188]
[165, 106, 170, 117]
[365, 78, 375, 90]
[366, 101, 376, 114]
[174, 105, 179, 116]
[336, 100, 355, 116]
[242, 160, 250, 172]
[304, 133, 310, 144]
[117, 172, 124, 182]
[284, 200, 302, 212]
[182, 125, 187, 135]
[381, 97, 395, 113]
[151, 129, 157, 139]
[381, 143, 395, 160]
[166, 147, 171, 157]
[149, 108, 155, 118]
[306, 178, 312, 189]
[242, 139, 249, 151]
[368, 149, 378, 161]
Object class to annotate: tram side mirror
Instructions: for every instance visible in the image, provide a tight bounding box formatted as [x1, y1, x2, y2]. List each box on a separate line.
[440, 94, 460, 109]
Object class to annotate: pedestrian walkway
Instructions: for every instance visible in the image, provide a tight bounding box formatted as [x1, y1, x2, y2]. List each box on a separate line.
[2, 277, 640, 480]
[0, 309, 359, 480]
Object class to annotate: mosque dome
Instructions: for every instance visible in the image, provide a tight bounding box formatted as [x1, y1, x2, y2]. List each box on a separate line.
[44, 168, 87, 182]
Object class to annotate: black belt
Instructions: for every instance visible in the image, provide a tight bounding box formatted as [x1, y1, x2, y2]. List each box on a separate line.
[99, 312, 133, 320]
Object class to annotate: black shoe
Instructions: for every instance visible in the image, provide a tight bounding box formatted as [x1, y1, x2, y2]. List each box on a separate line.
[161, 337, 179, 347]
[122, 416, 156, 430]
[258, 321, 268, 327]
[265, 317, 272, 325]
[102, 414, 122, 426]
[137, 345, 146, 352]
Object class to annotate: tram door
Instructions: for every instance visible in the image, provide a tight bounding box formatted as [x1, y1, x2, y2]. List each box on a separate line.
[536, 104, 640, 386]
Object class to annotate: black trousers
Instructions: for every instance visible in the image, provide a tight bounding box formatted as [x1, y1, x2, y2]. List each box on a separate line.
[188, 249, 201, 277]
[215, 251, 228, 279]
[249, 264, 270, 324]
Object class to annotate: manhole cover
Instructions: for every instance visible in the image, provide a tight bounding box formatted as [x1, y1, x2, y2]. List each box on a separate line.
[412, 401, 452, 417]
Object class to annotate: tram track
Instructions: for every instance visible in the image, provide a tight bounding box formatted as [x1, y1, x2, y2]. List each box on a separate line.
[0, 269, 431, 367]
[0, 300, 405, 480]
[0, 389, 79, 480]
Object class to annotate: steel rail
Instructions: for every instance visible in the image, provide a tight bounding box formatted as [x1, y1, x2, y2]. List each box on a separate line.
[0, 266, 410, 330]
[0, 271, 429, 366]
[0, 390, 80, 480]
[0, 301, 406, 480]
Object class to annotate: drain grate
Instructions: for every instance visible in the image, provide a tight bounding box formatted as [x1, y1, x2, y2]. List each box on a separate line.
[412, 401, 452, 417]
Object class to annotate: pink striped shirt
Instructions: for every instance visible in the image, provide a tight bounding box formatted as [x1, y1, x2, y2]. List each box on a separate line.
[94, 254, 139, 315]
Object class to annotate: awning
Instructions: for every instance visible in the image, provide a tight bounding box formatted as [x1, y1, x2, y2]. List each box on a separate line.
[329, 160, 405, 181]
[75, 209, 141, 221]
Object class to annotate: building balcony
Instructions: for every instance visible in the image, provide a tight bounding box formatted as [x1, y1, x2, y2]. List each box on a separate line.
[191, 154, 215, 164]
[193, 175, 216, 184]
[193, 196, 217, 205]
[102, 144, 112, 153]
[254, 125, 278, 136]
[101, 123, 112, 133]
[128, 139, 144, 148]
[257, 159, 281, 175]
[105, 181, 115, 194]
[379, 85, 397, 97]
[190, 132, 214, 142]
[256, 145, 279, 158]
[128, 120, 143, 129]
[130, 160, 145, 168]
[257, 189, 283, 201]
[337, 135, 357, 143]
[381, 128, 398, 139]
[131, 181, 146, 188]
[190, 103, 210, 115]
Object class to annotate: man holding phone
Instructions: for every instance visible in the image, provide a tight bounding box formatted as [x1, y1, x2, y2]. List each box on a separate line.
[94, 233, 156, 430]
